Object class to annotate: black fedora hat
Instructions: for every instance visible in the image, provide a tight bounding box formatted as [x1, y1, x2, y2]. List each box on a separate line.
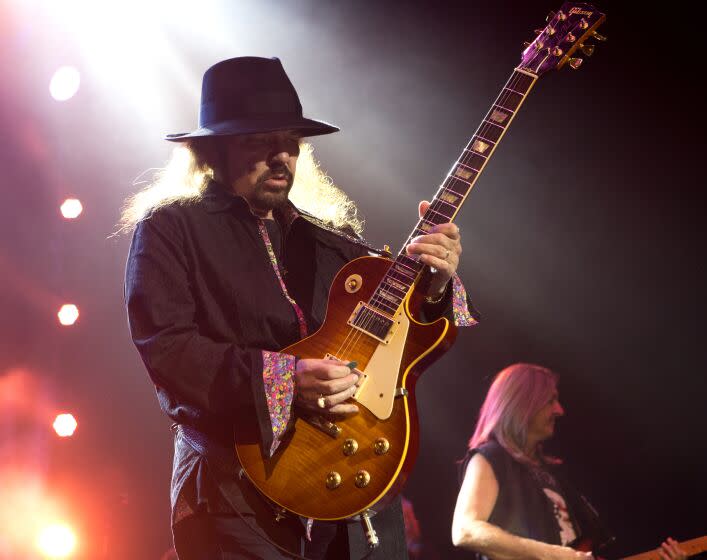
[165, 56, 339, 142]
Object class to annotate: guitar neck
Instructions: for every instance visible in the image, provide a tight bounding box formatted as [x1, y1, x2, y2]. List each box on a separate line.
[622, 536, 707, 560]
[367, 68, 539, 315]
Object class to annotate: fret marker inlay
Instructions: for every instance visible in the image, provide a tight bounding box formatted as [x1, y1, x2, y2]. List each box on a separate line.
[440, 192, 460, 204]
[454, 167, 474, 180]
[472, 140, 490, 154]
[490, 109, 509, 124]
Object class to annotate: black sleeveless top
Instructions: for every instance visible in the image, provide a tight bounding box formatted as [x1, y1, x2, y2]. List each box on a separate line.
[459, 440, 614, 553]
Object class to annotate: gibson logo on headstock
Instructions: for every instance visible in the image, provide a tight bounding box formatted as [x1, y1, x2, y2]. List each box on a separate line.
[569, 7, 593, 16]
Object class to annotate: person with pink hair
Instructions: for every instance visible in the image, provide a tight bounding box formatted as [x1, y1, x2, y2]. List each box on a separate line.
[452, 363, 686, 560]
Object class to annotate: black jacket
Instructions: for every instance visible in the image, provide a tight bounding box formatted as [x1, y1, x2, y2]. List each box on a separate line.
[125, 181, 471, 528]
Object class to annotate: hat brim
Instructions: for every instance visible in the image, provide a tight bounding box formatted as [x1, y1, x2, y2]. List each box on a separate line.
[164, 116, 338, 142]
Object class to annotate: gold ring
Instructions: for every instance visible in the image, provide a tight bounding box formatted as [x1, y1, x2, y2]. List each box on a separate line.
[317, 395, 326, 409]
[444, 249, 450, 260]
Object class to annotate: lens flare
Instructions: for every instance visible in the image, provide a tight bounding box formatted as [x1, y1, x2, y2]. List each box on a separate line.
[60, 199, 83, 219]
[53, 413, 78, 437]
[57, 304, 79, 326]
[49, 66, 81, 101]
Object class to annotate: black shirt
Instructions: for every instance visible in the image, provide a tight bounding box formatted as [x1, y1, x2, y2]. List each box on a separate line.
[125, 180, 469, 527]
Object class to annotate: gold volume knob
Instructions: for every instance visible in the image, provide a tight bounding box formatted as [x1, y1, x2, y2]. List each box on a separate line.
[373, 438, 390, 455]
[326, 472, 342, 490]
[343, 438, 359, 456]
[354, 470, 371, 488]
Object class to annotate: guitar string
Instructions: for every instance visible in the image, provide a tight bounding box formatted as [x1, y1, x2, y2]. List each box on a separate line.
[334, 0, 570, 370]
[332, 70, 528, 392]
[342, 70, 527, 351]
[332, 70, 526, 374]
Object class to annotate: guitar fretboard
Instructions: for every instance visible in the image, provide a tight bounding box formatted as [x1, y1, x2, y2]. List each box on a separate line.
[622, 536, 707, 560]
[367, 68, 539, 316]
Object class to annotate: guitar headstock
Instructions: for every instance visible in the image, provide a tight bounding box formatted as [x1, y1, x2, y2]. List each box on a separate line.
[520, 2, 606, 75]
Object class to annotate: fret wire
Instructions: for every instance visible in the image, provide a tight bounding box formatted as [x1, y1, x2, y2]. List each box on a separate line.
[384, 277, 410, 293]
[503, 85, 525, 96]
[392, 260, 417, 274]
[453, 162, 477, 172]
[375, 289, 402, 305]
[473, 133, 497, 145]
[462, 147, 488, 160]
[369, 299, 398, 314]
[431, 198, 457, 211]
[427, 205, 455, 219]
[379, 284, 406, 299]
[478, 121, 504, 139]
[492, 103, 515, 115]
[444, 178, 471, 195]
[394, 258, 419, 274]
[483, 119, 505, 130]
[386, 269, 414, 285]
[430, 198, 464, 220]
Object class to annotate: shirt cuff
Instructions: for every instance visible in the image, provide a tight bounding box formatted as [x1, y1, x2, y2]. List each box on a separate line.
[451, 274, 479, 327]
[261, 350, 297, 456]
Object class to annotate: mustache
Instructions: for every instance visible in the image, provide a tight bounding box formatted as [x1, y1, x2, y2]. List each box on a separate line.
[260, 166, 293, 184]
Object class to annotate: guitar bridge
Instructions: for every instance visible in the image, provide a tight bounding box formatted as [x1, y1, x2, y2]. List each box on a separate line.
[304, 414, 341, 439]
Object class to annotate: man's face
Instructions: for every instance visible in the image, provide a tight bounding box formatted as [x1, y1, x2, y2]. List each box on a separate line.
[528, 389, 564, 443]
[224, 131, 301, 217]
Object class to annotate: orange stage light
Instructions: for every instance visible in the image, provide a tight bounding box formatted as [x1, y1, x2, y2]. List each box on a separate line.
[37, 522, 77, 558]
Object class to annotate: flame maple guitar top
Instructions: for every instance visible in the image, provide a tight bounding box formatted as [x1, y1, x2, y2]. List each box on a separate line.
[234, 255, 457, 520]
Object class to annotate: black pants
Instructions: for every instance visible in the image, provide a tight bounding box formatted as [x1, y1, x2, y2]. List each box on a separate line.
[172, 501, 408, 560]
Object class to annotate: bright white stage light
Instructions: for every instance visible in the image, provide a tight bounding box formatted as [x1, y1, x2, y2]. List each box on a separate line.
[57, 304, 79, 326]
[53, 413, 78, 437]
[60, 198, 83, 219]
[37, 522, 77, 558]
[49, 66, 81, 101]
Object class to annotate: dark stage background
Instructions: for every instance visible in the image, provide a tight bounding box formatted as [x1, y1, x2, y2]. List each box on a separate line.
[1, 1, 705, 558]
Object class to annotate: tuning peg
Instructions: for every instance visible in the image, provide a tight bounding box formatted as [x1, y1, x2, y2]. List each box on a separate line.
[568, 57, 583, 69]
[546, 11, 555, 22]
[523, 41, 532, 49]
[592, 31, 607, 41]
[580, 43, 595, 56]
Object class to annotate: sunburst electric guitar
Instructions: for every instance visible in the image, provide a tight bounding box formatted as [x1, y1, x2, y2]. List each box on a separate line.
[235, 2, 607, 524]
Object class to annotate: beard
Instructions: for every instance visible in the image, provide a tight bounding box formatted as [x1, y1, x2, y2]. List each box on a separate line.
[249, 165, 295, 213]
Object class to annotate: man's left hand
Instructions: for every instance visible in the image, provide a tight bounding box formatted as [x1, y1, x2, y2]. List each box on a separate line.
[405, 200, 462, 297]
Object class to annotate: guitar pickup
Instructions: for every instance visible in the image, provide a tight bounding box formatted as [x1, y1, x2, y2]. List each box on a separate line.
[347, 302, 397, 344]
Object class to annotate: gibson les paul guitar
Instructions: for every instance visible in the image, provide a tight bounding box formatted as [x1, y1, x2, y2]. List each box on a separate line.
[235, 2, 607, 523]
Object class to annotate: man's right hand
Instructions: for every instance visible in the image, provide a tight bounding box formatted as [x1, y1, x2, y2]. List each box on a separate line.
[294, 358, 360, 416]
